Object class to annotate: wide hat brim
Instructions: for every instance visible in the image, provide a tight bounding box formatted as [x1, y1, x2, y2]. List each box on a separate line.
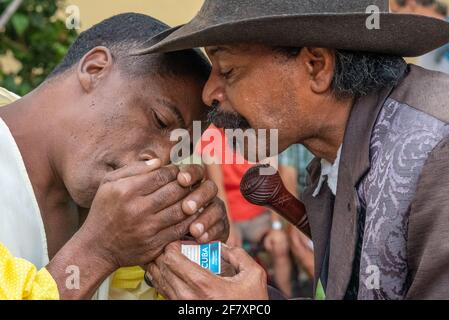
[136, 13, 449, 57]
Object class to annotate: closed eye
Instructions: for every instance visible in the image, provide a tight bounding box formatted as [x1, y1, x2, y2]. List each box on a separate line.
[219, 68, 234, 80]
[152, 110, 169, 130]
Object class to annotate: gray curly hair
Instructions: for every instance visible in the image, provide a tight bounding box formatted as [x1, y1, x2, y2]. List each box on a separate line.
[274, 47, 407, 99]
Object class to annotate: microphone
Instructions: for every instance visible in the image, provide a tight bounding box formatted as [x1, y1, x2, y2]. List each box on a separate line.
[240, 164, 309, 233]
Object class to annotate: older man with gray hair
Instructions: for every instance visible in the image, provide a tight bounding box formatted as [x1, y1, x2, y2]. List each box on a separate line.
[141, 0, 449, 300]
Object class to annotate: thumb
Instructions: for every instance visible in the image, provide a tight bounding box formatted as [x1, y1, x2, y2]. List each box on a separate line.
[222, 245, 268, 288]
[221, 245, 257, 275]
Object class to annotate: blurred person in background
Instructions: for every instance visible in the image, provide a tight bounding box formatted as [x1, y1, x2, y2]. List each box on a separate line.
[200, 126, 293, 297]
[278, 144, 315, 297]
[391, 0, 449, 73]
[391, 0, 446, 18]
[436, 1, 449, 16]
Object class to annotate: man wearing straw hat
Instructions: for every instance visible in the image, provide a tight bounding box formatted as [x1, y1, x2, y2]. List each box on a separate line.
[142, 0, 449, 299]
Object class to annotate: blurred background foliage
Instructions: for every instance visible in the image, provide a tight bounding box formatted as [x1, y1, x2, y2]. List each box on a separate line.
[0, 0, 77, 96]
[0, 0, 204, 96]
[3, 0, 445, 97]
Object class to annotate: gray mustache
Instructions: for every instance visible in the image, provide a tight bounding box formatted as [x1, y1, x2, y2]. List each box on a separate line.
[207, 101, 251, 130]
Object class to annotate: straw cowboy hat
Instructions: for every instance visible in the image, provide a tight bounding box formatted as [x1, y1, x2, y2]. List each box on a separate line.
[137, 0, 449, 57]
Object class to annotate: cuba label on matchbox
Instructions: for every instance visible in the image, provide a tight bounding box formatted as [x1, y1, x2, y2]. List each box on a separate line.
[181, 241, 221, 274]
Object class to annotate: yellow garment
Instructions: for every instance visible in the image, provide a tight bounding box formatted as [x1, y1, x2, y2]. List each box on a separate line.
[110, 266, 165, 300]
[0, 242, 161, 300]
[112, 266, 146, 289]
[0, 243, 59, 300]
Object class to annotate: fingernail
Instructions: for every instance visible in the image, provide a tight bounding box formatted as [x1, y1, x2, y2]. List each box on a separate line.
[187, 200, 197, 212]
[146, 159, 159, 166]
[199, 232, 209, 243]
[181, 172, 192, 184]
[195, 223, 204, 235]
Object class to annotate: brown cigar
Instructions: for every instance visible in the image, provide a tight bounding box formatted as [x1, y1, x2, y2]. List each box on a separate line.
[240, 164, 309, 233]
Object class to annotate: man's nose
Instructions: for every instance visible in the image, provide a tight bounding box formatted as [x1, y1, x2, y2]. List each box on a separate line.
[139, 146, 171, 166]
[202, 73, 226, 107]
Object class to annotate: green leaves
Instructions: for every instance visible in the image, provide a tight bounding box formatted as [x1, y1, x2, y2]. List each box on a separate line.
[11, 13, 29, 36]
[0, 0, 77, 96]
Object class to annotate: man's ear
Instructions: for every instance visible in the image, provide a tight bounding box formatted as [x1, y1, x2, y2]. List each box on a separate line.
[77, 46, 113, 93]
[302, 47, 335, 95]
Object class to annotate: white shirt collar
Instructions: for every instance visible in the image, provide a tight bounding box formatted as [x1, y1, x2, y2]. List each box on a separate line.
[312, 145, 342, 197]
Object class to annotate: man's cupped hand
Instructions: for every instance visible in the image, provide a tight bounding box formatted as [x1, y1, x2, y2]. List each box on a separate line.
[77, 159, 230, 269]
[146, 242, 269, 300]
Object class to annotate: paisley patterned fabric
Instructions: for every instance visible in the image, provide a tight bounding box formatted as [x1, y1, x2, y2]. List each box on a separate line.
[356, 98, 449, 300]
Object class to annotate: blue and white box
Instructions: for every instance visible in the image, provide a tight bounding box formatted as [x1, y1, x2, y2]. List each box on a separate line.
[181, 241, 221, 274]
